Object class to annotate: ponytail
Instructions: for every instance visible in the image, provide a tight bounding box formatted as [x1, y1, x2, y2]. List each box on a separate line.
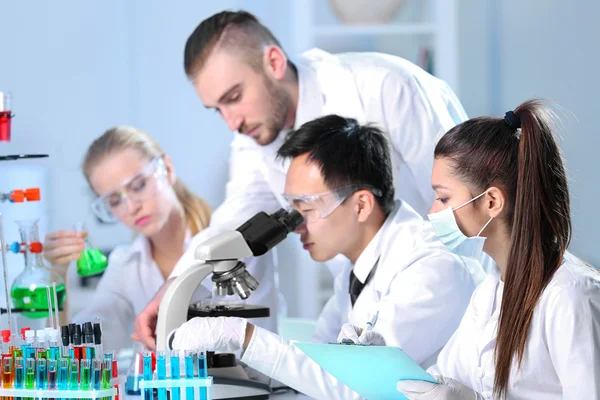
[434, 100, 571, 397]
[493, 100, 571, 397]
[173, 179, 212, 236]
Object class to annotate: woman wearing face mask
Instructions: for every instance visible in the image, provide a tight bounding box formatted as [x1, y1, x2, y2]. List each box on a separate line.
[395, 100, 600, 399]
[43, 126, 211, 351]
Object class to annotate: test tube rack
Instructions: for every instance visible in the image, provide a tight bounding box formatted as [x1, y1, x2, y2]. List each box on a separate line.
[0, 387, 117, 399]
[139, 378, 213, 400]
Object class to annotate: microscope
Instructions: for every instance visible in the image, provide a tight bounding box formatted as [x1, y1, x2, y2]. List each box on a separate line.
[155, 208, 303, 399]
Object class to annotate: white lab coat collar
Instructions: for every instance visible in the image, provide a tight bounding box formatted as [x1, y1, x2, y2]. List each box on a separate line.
[298, 48, 365, 123]
[352, 201, 401, 284]
[293, 60, 324, 129]
[258, 58, 325, 178]
[122, 230, 193, 280]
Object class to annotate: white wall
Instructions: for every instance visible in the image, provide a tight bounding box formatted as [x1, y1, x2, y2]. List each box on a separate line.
[1, 1, 597, 323]
[486, 0, 599, 266]
[0, 0, 305, 316]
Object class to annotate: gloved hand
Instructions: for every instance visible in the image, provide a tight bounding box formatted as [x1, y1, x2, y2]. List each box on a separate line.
[397, 376, 485, 400]
[336, 323, 386, 346]
[171, 317, 247, 353]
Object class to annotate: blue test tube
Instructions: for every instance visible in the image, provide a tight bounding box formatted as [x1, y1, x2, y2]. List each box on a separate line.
[69, 358, 79, 390]
[57, 359, 69, 389]
[36, 358, 47, 390]
[91, 359, 102, 390]
[142, 351, 153, 400]
[156, 351, 167, 400]
[14, 357, 24, 400]
[197, 352, 208, 400]
[184, 350, 195, 400]
[170, 351, 181, 400]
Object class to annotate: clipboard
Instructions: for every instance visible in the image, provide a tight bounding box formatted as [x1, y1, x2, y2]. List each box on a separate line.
[295, 342, 436, 400]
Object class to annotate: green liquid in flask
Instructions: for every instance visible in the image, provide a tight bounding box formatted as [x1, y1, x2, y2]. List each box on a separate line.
[11, 285, 67, 319]
[77, 248, 108, 277]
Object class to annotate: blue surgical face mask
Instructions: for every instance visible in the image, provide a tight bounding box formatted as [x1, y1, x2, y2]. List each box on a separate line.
[427, 191, 493, 260]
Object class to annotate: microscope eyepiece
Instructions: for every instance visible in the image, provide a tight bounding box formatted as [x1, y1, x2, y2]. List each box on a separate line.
[272, 209, 303, 233]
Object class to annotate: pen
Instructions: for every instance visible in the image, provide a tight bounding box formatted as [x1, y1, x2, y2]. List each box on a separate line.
[361, 311, 379, 335]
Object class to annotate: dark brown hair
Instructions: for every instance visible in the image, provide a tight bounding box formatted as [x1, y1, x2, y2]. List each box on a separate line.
[184, 10, 285, 78]
[435, 100, 571, 397]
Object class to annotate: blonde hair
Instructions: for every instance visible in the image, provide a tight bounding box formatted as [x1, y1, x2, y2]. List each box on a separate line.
[82, 126, 211, 235]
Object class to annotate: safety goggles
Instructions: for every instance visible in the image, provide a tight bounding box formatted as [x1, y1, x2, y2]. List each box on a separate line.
[91, 157, 167, 223]
[282, 184, 383, 224]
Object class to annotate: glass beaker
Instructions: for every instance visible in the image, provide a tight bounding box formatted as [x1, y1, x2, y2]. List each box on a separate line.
[10, 219, 66, 319]
[74, 222, 108, 277]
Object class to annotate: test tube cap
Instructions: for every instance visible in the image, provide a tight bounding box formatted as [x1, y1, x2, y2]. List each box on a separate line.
[49, 328, 60, 342]
[24, 188, 41, 201]
[25, 330, 35, 341]
[36, 329, 47, 341]
[93, 323, 102, 345]
[1, 329, 10, 342]
[73, 324, 82, 345]
[21, 327, 30, 339]
[61, 325, 70, 346]
[83, 322, 94, 343]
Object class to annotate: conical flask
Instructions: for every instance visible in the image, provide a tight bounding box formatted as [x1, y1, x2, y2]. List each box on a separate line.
[10, 219, 66, 318]
[74, 222, 107, 277]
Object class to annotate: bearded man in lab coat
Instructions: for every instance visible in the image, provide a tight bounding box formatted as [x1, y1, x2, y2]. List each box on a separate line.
[169, 115, 485, 399]
[133, 10, 468, 348]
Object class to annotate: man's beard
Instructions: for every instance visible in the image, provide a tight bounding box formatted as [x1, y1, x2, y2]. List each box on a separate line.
[260, 75, 290, 145]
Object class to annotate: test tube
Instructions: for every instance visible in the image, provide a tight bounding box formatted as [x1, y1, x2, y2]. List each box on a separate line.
[14, 357, 23, 400]
[57, 358, 69, 396]
[170, 351, 181, 400]
[156, 350, 167, 400]
[197, 352, 207, 400]
[69, 358, 79, 390]
[2, 355, 12, 388]
[101, 359, 112, 400]
[184, 350, 195, 400]
[25, 358, 35, 400]
[47, 359, 57, 390]
[142, 351, 152, 400]
[24, 331, 35, 359]
[36, 359, 47, 389]
[91, 359, 102, 390]
[83, 323, 94, 360]
[36, 330, 47, 359]
[60, 326, 71, 359]
[80, 359, 91, 390]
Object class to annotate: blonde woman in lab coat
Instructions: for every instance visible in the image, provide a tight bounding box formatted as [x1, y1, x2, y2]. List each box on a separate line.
[392, 100, 600, 399]
[43, 126, 211, 351]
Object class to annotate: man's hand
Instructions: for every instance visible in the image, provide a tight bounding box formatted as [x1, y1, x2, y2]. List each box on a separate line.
[132, 278, 174, 350]
[337, 323, 386, 346]
[172, 317, 249, 353]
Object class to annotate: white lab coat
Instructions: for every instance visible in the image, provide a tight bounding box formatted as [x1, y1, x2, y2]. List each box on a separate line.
[172, 48, 468, 322]
[239, 201, 486, 400]
[429, 253, 600, 399]
[72, 233, 189, 351]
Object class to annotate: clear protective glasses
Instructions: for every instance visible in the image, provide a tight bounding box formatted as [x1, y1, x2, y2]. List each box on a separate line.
[282, 184, 383, 224]
[91, 156, 167, 223]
